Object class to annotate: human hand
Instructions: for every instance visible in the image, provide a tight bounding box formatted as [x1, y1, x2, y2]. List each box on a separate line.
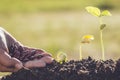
[24, 56, 53, 68]
[0, 48, 23, 72]
[0, 58, 23, 72]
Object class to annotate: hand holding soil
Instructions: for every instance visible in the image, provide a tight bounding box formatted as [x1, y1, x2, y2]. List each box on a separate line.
[0, 27, 53, 72]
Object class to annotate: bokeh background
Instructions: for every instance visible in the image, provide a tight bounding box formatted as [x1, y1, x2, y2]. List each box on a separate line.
[0, 0, 120, 62]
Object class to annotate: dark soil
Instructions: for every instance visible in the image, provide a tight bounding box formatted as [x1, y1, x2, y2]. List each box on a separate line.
[2, 57, 120, 80]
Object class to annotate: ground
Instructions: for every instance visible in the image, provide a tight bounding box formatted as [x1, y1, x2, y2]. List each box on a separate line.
[1, 57, 120, 80]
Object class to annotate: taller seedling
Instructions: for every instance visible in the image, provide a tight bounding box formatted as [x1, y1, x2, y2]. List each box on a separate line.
[79, 35, 94, 60]
[85, 6, 112, 60]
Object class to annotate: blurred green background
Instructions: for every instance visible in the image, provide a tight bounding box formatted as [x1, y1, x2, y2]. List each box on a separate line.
[0, 0, 120, 62]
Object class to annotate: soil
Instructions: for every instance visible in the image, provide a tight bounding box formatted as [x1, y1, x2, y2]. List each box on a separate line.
[2, 57, 120, 80]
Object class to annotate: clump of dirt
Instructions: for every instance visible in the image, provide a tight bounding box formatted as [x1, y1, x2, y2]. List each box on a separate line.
[2, 57, 120, 80]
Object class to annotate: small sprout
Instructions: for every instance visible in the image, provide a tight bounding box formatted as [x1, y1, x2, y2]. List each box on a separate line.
[79, 35, 94, 60]
[85, 6, 112, 60]
[57, 51, 67, 63]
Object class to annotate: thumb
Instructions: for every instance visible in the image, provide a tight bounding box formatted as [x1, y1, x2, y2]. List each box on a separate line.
[15, 63, 23, 70]
[12, 58, 23, 71]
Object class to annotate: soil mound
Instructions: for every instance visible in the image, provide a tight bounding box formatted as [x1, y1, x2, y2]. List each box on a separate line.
[2, 57, 120, 80]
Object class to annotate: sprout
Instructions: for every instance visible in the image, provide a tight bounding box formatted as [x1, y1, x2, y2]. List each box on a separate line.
[57, 51, 67, 63]
[79, 35, 94, 60]
[86, 6, 112, 60]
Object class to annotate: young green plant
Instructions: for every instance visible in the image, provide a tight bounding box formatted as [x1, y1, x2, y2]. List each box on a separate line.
[57, 51, 67, 64]
[80, 35, 94, 60]
[85, 6, 112, 60]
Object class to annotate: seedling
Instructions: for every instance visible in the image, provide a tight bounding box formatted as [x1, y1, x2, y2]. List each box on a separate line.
[80, 35, 94, 60]
[57, 51, 67, 63]
[86, 6, 112, 60]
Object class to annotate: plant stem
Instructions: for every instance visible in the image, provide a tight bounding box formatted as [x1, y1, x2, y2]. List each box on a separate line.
[100, 30, 105, 60]
[99, 17, 105, 60]
[79, 44, 82, 60]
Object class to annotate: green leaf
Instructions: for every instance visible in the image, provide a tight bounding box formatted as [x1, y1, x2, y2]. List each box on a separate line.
[100, 24, 106, 30]
[101, 10, 112, 16]
[85, 6, 101, 17]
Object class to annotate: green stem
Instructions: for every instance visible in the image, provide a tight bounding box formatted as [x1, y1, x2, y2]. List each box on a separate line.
[99, 17, 105, 60]
[79, 44, 82, 60]
[100, 30, 105, 60]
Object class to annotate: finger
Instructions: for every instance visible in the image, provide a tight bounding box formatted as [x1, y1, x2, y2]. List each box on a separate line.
[33, 60, 46, 67]
[11, 58, 23, 70]
[24, 60, 46, 68]
[15, 63, 23, 70]
[40, 56, 53, 64]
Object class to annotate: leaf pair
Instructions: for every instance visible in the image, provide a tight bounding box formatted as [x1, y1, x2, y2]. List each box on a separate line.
[85, 6, 112, 17]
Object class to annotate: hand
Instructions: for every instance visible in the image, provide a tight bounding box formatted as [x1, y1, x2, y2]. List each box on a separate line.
[0, 48, 23, 72]
[0, 58, 23, 72]
[24, 56, 53, 68]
